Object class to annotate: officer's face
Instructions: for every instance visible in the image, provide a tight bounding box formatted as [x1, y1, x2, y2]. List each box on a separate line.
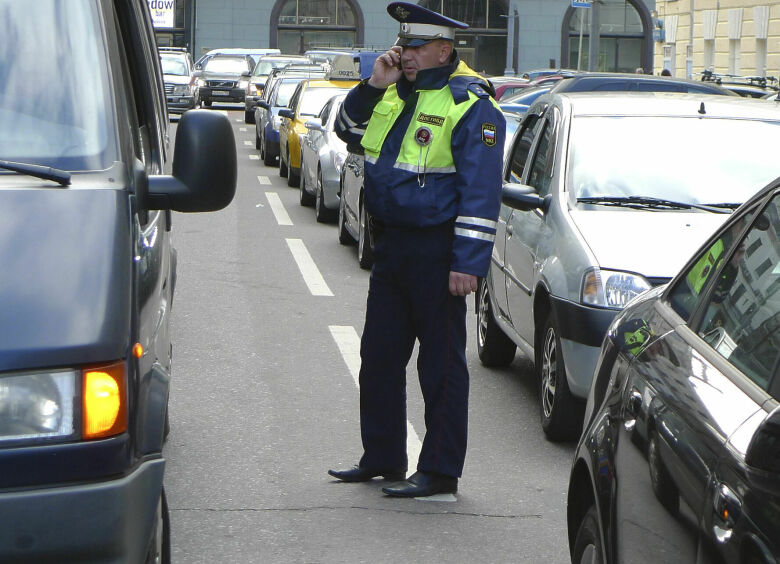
[401, 39, 452, 82]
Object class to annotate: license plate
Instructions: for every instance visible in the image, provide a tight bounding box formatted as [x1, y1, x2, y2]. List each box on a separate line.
[212, 90, 229, 96]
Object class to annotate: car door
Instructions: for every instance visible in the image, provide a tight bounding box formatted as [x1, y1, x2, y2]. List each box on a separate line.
[505, 108, 555, 344]
[612, 202, 768, 563]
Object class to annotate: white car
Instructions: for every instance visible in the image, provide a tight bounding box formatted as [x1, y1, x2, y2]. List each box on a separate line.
[478, 91, 780, 440]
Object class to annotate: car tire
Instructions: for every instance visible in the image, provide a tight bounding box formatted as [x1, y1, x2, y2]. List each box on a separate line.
[299, 162, 315, 206]
[538, 312, 583, 441]
[572, 506, 603, 564]
[279, 148, 288, 178]
[357, 196, 374, 270]
[338, 188, 354, 245]
[315, 168, 337, 223]
[648, 429, 680, 514]
[145, 487, 171, 564]
[287, 151, 299, 187]
[262, 133, 275, 167]
[476, 278, 516, 367]
[244, 110, 254, 124]
[256, 130, 262, 151]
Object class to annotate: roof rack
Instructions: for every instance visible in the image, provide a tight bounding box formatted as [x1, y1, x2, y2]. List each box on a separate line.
[701, 69, 779, 89]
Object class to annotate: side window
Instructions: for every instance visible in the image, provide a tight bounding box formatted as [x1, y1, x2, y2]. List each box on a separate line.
[527, 118, 553, 197]
[320, 99, 332, 123]
[668, 205, 759, 321]
[696, 196, 780, 395]
[507, 114, 540, 182]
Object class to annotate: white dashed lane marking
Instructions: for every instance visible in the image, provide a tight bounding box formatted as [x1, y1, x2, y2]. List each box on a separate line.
[257, 176, 271, 185]
[249, 155, 259, 160]
[264, 192, 292, 226]
[328, 325, 424, 480]
[286, 238, 333, 297]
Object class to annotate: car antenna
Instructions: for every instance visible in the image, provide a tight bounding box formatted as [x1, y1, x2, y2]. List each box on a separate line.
[698, 102, 706, 115]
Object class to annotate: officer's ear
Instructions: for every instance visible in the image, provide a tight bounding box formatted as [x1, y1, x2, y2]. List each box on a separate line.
[437, 40, 453, 64]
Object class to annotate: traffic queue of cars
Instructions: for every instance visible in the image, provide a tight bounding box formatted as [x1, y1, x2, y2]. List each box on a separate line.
[246, 65, 780, 562]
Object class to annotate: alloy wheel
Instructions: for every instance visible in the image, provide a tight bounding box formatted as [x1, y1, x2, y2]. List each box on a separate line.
[541, 327, 557, 418]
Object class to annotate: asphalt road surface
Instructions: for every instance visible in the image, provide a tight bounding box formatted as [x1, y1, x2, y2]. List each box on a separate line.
[164, 106, 575, 563]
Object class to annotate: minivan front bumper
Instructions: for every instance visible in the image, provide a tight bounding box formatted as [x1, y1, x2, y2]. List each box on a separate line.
[0, 458, 164, 563]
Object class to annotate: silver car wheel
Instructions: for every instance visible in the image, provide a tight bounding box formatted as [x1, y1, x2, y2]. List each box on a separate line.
[541, 326, 557, 418]
[477, 282, 490, 348]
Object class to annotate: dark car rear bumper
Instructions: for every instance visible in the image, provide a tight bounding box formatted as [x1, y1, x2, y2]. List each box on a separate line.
[0, 459, 164, 563]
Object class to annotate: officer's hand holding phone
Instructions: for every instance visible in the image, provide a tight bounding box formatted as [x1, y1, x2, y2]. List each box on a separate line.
[368, 45, 403, 89]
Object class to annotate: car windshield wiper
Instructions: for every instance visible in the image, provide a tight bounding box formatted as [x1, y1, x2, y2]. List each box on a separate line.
[577, 196, 731, 214]
[701, 202, 742, 210]
[0, 159, 71, 187]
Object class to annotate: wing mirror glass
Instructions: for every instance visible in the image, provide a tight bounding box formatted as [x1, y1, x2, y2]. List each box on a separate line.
[304, 119, 323, 131]
[746, 407, 780, 474]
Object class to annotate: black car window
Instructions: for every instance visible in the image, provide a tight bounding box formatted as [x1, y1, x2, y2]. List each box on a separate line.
[668, 205, 758, 321]
[320, 99, 333, 124]
[508, 114, 540, 182]
[696, 195, 780, 396]
[527, 118, 553, 197]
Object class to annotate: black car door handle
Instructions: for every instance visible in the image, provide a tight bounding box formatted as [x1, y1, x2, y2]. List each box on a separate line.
[623, 389, 642, 431]
[712, 483, 742, 542]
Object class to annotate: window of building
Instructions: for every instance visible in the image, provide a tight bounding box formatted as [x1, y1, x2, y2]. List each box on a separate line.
[275, 0, 359, 53]
[756, 38, 767, 76]
[704, 39, 715, 71]
[564, 0, 647, 73]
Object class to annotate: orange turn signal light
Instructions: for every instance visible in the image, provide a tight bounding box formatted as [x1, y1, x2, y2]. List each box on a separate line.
[82, 361, 127, 440]
[132, 343, 143, 358]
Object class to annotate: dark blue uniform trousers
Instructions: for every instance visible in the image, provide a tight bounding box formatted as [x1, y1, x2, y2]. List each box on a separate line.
[358, 223, 468, 478]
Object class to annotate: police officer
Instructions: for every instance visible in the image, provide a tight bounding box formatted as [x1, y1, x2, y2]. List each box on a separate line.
[328, 1, 505, 497]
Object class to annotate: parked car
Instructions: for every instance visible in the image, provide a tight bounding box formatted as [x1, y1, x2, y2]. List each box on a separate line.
[244, 54, 311, 123]
[299, 93, 348, 222]
[552, 71, 738, 96]
[159, 47, 199, 113]
[255, 75, 311, 166]
[495, 80, 533, 101]
[567, 175, 780, 564]
[701, 70, 780, 98]
[278, 73, 359, 187]
[478, 92, 780, 440]
[197, 54, 254, 107]
[0, 1, 236, 563]
[337, 148, 374, 269]
[499, 85, 552, 114]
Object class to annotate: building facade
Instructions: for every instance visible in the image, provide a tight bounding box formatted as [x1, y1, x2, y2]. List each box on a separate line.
[157, 0, 661, 76]
[653, 1, 780, 80]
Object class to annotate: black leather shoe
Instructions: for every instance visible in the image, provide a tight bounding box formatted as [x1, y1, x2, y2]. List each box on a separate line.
[381, 471, 458, 497]
[328, 465, 406, 483]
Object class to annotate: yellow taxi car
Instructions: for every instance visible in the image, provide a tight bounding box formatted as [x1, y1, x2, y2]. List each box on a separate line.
[278, 58, 359, 187]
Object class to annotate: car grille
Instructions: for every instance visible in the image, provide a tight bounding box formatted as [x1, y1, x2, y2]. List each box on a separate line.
[207, 80, 237, 88]
[164, 83, 174, 95]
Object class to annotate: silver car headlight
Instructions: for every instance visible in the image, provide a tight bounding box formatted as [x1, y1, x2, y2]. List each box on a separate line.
[0, 369, 77, 443]
[272, 115, 283, 129]
[239, 80, 249, 89]
[197, 78, 206, 87]
[248, 84, 258, 95]
[581, 268, 652, 309]
[173, 85, 189, 96]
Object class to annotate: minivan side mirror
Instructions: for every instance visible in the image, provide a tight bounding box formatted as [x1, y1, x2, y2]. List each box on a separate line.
[147, 110, 236, 212]
[241, 70, 251, 77]
[746, 407, 780, 474]
[502, 182, 551, 213]
[278, 108, 295, 120]
[258, 100, 270, 110]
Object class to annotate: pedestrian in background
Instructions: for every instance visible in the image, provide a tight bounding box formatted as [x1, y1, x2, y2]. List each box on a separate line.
[328, 1, 505, 497]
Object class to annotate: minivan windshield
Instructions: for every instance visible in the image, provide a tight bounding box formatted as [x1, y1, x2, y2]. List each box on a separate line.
[0, 0, 116, 172]
[204, 57, 249, 74]
[161, 57, 188, 76]
[569, 116, 780, 207]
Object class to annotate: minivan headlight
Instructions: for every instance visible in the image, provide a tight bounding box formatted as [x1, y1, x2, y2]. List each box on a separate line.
[0, 370, 77, 443]
[581, 268, 652, 309]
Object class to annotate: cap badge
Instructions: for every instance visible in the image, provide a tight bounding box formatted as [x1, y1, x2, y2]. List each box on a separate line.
[400, 23, 409, 33]
[415, 126, 433, 146]
[395, 5, 410, 20]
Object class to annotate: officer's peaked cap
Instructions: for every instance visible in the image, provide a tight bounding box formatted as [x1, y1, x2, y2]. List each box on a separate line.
[387, 2, 468, 47]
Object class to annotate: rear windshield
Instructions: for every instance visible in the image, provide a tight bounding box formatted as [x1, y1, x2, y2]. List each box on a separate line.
[204, 57, 250, 74]
[569, 115, 780, 206]
[0, 0, 117, 171]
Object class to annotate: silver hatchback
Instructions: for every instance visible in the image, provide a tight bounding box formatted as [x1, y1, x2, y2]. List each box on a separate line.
[478, 92, 780, 440]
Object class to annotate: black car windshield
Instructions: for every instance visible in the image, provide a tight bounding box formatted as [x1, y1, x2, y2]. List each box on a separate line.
[299, 87, 346, 117]
[569, 116, 780, 208]
[0, 0, 117, 172]
[161, 57, 188, 76]
[204, 57, 249, 74]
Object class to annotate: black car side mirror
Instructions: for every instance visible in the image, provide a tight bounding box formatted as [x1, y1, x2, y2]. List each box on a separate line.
[278, 108, 295, 120]
[258, 100, 270, 110]
[746, 407, 780, 474]
[147, 110, 236, 212]
[502, 182, 551, 213]
[241, 70, 251, 77]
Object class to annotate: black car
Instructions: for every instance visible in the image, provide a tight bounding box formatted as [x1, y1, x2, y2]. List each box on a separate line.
[568, 177, 780, 563]
[198, 54, 254, 107]
[0, 1, 236, 562]
[551, 71, 739, 96]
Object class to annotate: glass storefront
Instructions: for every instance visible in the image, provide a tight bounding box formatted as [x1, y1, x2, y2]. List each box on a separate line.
[277, 0, 358, 52]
